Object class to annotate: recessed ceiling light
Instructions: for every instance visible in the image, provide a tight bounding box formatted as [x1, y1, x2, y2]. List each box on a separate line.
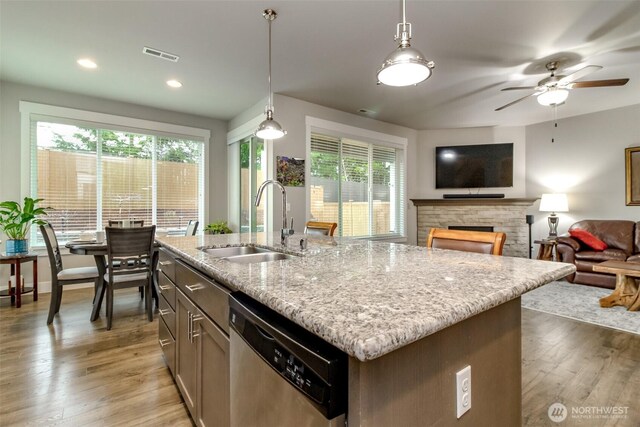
[77, 58, 97, 69]
[166, 79, 182, 88]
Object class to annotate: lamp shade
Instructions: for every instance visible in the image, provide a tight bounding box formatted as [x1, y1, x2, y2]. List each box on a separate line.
[539, 193, 568, 213]
[377, 45, 433, 86]
[537, 88, 569, 106]
[255, 115, 286, 140]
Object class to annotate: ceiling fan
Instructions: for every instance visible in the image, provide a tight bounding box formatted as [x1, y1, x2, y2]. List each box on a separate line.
[495, 61, 629, 111]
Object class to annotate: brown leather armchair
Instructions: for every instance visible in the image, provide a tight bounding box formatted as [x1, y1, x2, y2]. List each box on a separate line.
[556, 220, 640, 289]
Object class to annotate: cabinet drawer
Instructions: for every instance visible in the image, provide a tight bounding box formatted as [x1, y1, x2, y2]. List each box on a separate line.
[176, 260, 230, 334]
[158, 248, 176, 283]
[159, 293, 176, 338]
[159, 316, 176, 376]
[158, 272, 176, 310]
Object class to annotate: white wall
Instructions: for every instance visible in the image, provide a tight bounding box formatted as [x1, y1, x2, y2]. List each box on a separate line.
[415, 126, 527, 199]
[0, 80, 229, 290]
[229, 94, 419, 244]
[525, 103, 640, 242]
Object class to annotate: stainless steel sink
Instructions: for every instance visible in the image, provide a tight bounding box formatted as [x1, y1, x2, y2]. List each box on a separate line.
[200, 245, 297, 264]
[200, 246, 272, 257]
[223, 252, 296, 264]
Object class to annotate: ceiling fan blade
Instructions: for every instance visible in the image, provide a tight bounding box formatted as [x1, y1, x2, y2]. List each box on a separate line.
[500, 86, 538, 91]
[495, 92, 541, 111]
[568, 78, 629, 88]
[558, 65, 603, 85]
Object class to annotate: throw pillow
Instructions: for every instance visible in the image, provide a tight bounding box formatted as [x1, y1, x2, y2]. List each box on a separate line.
[569, 229, 608, 251]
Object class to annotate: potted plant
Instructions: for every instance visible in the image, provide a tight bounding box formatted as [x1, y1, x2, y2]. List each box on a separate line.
[0, 197, 50, 255]
[204, 221, 233, 235]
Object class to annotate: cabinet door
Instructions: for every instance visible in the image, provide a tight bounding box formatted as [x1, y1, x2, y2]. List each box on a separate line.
[175, 290, 198, 419]
[194, 309, 230, 427]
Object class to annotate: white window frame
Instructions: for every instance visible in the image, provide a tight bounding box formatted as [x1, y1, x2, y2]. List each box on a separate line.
[305, 116, 408, 241]
[20, 101, 210, 245]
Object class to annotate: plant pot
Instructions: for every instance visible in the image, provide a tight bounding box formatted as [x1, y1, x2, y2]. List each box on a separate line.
[6, 239, 28, 255]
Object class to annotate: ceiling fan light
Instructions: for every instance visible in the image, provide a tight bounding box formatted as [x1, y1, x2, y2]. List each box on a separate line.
[255, 112, 286, 140]
[537, 88, 569, 106]
[377, 46, 434, 86]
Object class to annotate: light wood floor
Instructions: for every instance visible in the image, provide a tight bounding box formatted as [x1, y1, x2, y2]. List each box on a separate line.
[1, 289, 638, 426]
[522, 308, 639, 427]
[0, 287, 191, 426]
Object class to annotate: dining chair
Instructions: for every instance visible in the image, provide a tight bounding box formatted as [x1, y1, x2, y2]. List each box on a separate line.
[427, 228, 506, 256]
[304, 221, 338, 236]
[92, 225, 156, 330]
[40, 222, 100, 325]
[107, 219, 144, 227]
[185, 220, 199, 236]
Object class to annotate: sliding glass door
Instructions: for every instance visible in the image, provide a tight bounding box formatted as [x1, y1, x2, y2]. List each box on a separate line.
[239, 136, 266, 233]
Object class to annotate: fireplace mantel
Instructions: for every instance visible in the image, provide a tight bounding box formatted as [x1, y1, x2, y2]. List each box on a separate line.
[412, 198, 538, 257]
[411, 198, 538, 207]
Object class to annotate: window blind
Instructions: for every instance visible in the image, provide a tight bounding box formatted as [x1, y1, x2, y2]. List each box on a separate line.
[310, 131, 405, 239]
[30, 119, 205, 245]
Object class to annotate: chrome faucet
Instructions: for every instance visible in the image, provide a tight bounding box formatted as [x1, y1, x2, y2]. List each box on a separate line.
[255, 180, 294, 245]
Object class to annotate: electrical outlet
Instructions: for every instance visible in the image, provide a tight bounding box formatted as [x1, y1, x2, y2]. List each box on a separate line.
[456, 365, 471, 418]
[286, 203, 291, 212]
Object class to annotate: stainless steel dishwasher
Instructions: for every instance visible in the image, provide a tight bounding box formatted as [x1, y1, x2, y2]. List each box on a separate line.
[229, 292, 347, 427]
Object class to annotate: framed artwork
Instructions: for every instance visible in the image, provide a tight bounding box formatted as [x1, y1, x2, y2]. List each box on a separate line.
[277, 156, 305, 187]
[626, 147, 640, 206]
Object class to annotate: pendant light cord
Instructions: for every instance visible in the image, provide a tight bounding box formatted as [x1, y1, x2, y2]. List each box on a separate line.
[267, 15, 273, 111]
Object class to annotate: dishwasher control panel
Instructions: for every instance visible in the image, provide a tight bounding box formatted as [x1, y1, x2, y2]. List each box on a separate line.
[274, 346, 326, 405]
[230, 293, 347, 420]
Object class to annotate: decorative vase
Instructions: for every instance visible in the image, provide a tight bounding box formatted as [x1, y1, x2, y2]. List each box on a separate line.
[6, 239, 28, 255]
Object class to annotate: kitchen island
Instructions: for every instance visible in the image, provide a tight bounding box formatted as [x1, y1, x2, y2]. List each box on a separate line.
[156, 232, 575, 426]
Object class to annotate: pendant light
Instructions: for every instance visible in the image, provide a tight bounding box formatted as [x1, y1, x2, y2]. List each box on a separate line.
[255, 9, 286, 140]
[377, 0, 434, 86]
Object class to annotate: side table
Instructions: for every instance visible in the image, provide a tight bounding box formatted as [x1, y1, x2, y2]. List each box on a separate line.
[0, 253, 38, 308]
[534, 239, 557, 261]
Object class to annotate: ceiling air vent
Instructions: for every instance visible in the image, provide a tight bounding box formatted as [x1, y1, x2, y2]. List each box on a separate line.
[142, 46, 179, 62]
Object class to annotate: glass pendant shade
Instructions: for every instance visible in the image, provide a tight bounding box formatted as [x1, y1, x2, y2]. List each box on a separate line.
[537, 88, 569, 106]
[378, 45, 433, 86]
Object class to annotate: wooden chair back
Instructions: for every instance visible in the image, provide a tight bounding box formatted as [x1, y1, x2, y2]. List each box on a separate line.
[304, 221, 338, 236]
[39, 221, 63, 274]
[427, 228, 506, 256]
[107, 219, 144, 228]
[185, 220, 199, 236]
[105, 226, 156, 278]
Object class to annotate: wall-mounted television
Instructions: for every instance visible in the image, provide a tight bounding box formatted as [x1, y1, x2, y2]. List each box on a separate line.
[435, 143, 513, 189]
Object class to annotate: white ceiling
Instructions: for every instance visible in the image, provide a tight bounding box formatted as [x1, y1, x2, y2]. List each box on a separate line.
[1, 0, 639, 130]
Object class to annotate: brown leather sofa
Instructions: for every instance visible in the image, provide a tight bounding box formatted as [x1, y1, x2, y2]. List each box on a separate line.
[556, 220, 640, 288]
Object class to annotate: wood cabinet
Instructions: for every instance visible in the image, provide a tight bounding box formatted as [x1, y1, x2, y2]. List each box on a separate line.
[164, 256, 230, 427]
[158, 249, 177, 376]
[195, 300, 230, 427]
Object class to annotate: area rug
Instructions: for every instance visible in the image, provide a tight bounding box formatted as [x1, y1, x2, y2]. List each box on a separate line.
[521, 281, 640, 335]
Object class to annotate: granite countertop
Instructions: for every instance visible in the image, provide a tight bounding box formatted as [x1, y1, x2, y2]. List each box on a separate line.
[156, 232, 576, 361]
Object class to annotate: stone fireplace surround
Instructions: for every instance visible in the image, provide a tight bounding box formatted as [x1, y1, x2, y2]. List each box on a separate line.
[411, 199, 538, 258]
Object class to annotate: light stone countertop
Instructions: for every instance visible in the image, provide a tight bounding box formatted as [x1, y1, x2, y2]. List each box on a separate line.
[156, 232, 576, 361]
